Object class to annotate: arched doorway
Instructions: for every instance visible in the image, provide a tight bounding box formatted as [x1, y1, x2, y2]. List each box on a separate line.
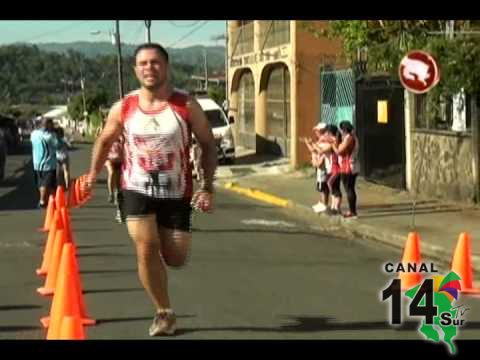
[236, 70, 255, 150]
[265, 64, 290, 156]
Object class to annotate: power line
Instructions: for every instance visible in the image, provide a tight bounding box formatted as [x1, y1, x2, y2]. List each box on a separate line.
[168, 21, 201, 28]
[14, 21, 92, 44]
[167, 21, 209, 48]
[130, 22, 145, 44]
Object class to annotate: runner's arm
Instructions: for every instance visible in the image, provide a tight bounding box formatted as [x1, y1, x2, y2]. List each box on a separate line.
[187, 96, 217, 193]
[88, 102, 123, 180]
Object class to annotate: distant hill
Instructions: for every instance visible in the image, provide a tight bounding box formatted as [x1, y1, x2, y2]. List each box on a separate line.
[36, 42, 225, 71]
[0, 42, 226, 106]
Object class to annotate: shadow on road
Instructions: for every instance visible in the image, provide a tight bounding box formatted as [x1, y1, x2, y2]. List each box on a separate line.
[0, 305, 42, 311]
[84, 287, 143, 295]
[96, 314, 195, 325]
[0, 326, 41, 332]
[76, 244, 129, 250]
[173, 315, 479, 335]
[75, 228, 116, 232]
[0, 144, 38, 211]
[73, 217, 112, 222]
[77, 252, 134, 258]
[83, 205, 115, 209]
[80, 269, 137, 275]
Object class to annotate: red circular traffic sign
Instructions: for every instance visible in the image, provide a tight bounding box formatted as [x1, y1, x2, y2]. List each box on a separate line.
[399, 50, 440, 94]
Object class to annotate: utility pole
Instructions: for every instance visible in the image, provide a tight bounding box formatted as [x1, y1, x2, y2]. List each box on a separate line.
[204, 49, 208, 92]
[77, 63, 88, 133]
[225, 21, 229, 110]
[115, 20, 124, 98]
[145, 20, 152, 43]
[211, 27, 229, 109]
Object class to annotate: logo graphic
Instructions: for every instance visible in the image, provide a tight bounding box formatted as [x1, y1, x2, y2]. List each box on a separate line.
[382, 270, 468, 355]
[399, 50, 440, 94]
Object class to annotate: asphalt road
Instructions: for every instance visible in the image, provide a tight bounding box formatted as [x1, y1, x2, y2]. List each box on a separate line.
[2, 143, 480, 345]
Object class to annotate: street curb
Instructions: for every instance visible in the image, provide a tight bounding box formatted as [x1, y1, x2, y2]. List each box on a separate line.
[223, 182, 292, 208]
[220, 180, 480, 273]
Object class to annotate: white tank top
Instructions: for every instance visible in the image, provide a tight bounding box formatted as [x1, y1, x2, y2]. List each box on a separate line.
[120, 89, 193, 199]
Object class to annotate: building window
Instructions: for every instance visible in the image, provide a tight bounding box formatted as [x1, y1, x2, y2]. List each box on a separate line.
[260, 21, 290, 50]
[238, 72, 255, 133]
[267, 66, 290, 138]
[232, 21, 254, 56]
[415, 92, 471, 133]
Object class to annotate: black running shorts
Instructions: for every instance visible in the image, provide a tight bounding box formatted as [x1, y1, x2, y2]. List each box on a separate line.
[34, 170, 57, 189]
[120, 190, 192, 232]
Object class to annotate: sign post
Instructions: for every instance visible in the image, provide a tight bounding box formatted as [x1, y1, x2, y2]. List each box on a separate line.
[399, 50, 440, 230]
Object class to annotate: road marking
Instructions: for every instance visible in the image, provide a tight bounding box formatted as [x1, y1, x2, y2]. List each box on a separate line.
[223, 182, 292, 208]
[242, 219, 296, 228]
[0, 241, 33, 248]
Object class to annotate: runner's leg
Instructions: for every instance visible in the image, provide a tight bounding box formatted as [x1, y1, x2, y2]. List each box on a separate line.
[126, 215, 171, 311]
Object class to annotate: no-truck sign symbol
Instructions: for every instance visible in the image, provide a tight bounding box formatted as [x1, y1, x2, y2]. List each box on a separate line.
[399, 50, 440, 94]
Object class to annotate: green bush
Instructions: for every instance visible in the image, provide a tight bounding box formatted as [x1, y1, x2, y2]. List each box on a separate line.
[207, 85, 226, 106]
[88, 111, 103, 134]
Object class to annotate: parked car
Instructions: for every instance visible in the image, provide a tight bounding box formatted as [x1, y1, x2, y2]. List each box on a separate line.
[196, 97, 235, 164]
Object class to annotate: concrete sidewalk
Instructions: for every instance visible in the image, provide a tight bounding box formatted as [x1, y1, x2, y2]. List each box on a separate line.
[216, 147, 480, 272]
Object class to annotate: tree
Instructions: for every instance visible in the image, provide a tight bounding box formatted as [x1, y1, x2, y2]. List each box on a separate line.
[67, 94, 84, 122]
[0, 44, 225, 106]
[68, 89, 109, 122]
[207, 84, 226, 106]
[303, 20, 480, 96]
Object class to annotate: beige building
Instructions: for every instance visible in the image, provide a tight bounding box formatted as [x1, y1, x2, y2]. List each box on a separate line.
[227, 20, 345, 167]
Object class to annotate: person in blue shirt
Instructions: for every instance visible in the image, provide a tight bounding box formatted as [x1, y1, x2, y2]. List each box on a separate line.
[30, 118, 58, 208]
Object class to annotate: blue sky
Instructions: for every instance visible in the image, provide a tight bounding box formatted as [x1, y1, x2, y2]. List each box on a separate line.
[0, 20, 226, 48]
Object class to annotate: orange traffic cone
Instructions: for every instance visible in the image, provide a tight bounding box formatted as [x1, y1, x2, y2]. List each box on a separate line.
[60, 207, 74, 245]
[451, 232, 480, 295]
[399, 232, 423, 291]
[79, 175, 92, 203]
[44, 245, 82, 339]
[38, 195, 55, 233]
[41, 243, 95, 328]
[71, 245, 96, 326]
[36, 210, 60, 276]
[75, 179, 82, 207]
[37, 229, 66, 296]
[67, 180, 77, 208]
[55, 186, 66, 210]
[58, 316, 86, 340]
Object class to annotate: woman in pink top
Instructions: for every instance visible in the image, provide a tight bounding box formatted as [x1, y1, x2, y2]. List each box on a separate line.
[332, 121, 360, 219]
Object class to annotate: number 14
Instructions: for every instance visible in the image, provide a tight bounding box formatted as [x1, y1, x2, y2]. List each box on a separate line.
[382, 279, 438, 325]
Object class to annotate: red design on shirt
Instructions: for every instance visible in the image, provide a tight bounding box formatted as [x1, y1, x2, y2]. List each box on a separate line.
[120, 89, 193, 199]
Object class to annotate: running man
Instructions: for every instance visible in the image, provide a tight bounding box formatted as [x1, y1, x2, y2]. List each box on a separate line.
[83, 43, 217, 336]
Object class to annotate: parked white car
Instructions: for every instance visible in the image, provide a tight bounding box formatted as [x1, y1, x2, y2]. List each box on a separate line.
[197, 97, 235, 164]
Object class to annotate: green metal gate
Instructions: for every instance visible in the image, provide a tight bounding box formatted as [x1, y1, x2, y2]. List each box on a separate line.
[320, 68, 355, 126]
